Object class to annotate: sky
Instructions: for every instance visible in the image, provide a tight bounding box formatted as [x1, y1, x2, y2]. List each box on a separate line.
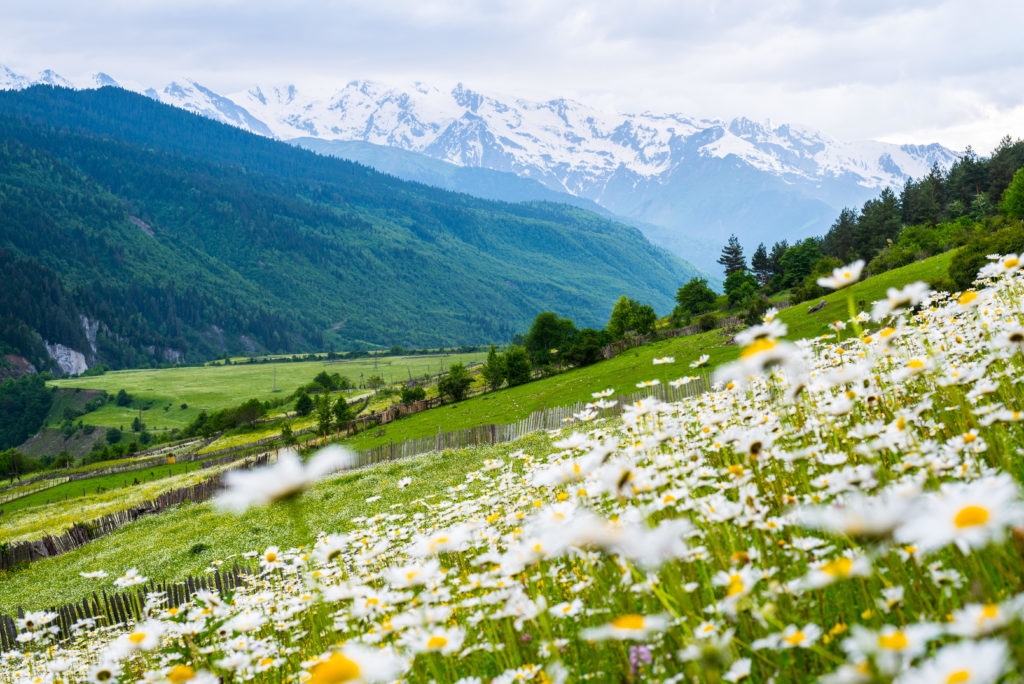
[2, 0, 1021, 153]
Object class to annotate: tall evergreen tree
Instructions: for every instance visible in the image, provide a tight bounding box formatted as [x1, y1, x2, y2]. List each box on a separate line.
[821, 208, 859, 263]
[717, 235, 746, 277]
[750, 243, 771, 286]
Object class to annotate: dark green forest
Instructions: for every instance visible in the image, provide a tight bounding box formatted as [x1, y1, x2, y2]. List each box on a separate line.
[0, 86, 700, 369]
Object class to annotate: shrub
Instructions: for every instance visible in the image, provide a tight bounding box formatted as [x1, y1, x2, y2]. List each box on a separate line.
[698, 314, 717, 332]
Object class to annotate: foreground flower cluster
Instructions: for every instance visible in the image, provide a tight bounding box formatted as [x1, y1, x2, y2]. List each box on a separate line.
[5, 257, 1024, 683]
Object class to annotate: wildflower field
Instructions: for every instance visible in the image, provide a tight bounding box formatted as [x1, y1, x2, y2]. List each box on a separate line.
[5, 254, 1024, 683]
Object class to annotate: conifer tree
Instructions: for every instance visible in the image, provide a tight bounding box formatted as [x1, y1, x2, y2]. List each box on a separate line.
[717, 235, 746, 277]
[750, 243, 771, 286]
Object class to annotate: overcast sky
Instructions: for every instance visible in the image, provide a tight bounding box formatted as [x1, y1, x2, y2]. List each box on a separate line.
[2, 0, 1021, 152]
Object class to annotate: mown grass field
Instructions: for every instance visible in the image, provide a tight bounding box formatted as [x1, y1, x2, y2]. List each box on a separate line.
[47, 352, 487, 432]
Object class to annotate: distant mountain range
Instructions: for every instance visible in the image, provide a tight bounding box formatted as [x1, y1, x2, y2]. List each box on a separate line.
[0, 85, 701, 373]
[0, 66, 959, 272]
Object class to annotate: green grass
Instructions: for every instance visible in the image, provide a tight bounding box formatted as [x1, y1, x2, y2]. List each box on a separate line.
[0, 435, 548, 615]
[48, 352, 487, 432]
[0, 457, 214, 516]
[775, 250, 956, 340]
[342, 252, 958, 451]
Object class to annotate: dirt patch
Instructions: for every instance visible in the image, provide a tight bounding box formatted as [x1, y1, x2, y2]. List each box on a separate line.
[0, 354, 36, 381]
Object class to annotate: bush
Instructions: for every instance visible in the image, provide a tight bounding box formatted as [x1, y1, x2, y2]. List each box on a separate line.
[928, 276, 957, 293]
[949, 217, 1024, 289]
[105, 427, 122, 444]
[400, 386, 426, 404]
[503, 346, 533, 387]
[742, 296, 771, 326]
[698, 314, 717, 332]
[438, 364, 472, 403]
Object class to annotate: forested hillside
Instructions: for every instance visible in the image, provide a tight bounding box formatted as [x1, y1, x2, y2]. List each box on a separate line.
[0, 86, 701, 369]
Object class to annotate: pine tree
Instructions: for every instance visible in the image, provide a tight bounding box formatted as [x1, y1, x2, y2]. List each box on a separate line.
[750, 243, 771, 286]
[717, 235, 746, 277]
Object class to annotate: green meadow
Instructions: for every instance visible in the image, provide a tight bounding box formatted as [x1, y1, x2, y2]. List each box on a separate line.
[47, 352, 487, 432]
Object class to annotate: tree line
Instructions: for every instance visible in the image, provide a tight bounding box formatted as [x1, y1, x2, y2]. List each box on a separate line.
[672, 136, 1024, 324]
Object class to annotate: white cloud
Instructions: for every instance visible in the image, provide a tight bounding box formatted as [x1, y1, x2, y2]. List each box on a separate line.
[0, 0, 1020, 152]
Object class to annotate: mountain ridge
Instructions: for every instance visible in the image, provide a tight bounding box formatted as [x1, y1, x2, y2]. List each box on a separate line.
[0, 67, 960, 271]
[0, 85, 701, 373]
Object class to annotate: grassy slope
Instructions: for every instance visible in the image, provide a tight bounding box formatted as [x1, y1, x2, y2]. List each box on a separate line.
[0, 436, 549, 615]
[48, 353, 486, 431]
[0, 252, 956, 613]
[0, 458, 211, 516]
[344, 252, 957, 450]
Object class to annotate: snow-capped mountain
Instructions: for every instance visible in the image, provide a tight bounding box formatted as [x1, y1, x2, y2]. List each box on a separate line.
[0, 66, 960, 272]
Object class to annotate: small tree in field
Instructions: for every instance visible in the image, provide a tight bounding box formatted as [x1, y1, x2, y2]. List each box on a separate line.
[481, 344, 506, 391]
[502, 346, 532, 387]
[438, 363, 472, 403]
[333, 396, 354, 431]
[294, 391, 314, 417]
[316, 394, 333, 436]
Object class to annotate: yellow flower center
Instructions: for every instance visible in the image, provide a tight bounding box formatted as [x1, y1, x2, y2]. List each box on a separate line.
[958, 291, 978, 305]
[1004, 257, 1019, 269]
[981, 604, 999, 620]
[878, 631, 908, 650]
[946, 670, 971, 684]
[167, 665, 195, 684]
[741, 338, 777, 358]
[611, 614, 645, 630]
[427, 636, 448, 649]
[783, 630, 806, 646]
[726, 579, 745, 597]
[128, 632, 146, 644]
[822, 557, 853, 577]
[308, 653, 361, 684]
[953, 505, 989, 528]
[907, 358, 925, 369]
[880, 327, 896, 337]
[265, 552, 277, 563]
[963, 433, 976, 443]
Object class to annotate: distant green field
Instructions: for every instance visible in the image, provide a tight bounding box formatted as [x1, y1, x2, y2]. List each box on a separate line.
[0, 458, 211, 516]
[343, 251, 958, 450]
[49, 352, 487, 431]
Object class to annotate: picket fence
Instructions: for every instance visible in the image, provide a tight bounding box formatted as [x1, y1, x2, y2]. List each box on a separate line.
[0, 561, 257, 653]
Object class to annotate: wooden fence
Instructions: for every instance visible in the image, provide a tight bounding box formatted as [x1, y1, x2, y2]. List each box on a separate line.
[0, 561, 256, 653]
[350, 375, 710, 469]
[0, 454, 271, 572]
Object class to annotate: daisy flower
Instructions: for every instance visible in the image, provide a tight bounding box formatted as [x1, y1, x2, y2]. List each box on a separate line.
[817, 260, 865, 289]
[895, 639, 1009, 684]
[216, 446, 355, 513]
[580, 614, 669, 641]
[895, 474, 1024, 554]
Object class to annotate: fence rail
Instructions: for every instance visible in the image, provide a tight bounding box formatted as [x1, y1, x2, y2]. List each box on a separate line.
[0, 454, 271, 572]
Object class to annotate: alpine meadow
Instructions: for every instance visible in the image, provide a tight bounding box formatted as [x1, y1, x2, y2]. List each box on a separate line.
[3, 3, 1024, 684]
